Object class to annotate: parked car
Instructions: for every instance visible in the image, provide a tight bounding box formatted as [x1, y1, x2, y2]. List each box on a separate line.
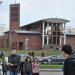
[18, 54, 31, 61]
[41, 56, 51, 64]
[36, 57, 43, 63]
[41, 55, 64, 65]
[50, 58, 64, 65]
[50, 55, 64, 65]
[42, 58, 47, 64]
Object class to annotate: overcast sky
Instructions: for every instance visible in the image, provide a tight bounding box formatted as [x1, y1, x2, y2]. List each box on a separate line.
[0, 0, 75, 30]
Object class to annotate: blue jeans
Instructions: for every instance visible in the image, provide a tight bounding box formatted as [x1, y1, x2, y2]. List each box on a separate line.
[8, 71, 18, 75]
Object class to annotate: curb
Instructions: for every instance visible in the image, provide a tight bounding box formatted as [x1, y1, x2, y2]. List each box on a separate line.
[40, 69, 63, 72]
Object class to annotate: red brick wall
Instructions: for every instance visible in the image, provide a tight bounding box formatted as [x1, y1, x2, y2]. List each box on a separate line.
[66, 35, 75, 49]
[0, 32, 42, 50]
[10, 4, 20, 31]
[0, 34, 8, 48]
[10, 22, 19, 31]
[17, 34, 42, 50]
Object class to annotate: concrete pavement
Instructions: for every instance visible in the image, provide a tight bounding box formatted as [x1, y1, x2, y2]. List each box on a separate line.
[40, 69, 63, 72]
[40, 71, 63, 75]
[1, 69, 63, 75]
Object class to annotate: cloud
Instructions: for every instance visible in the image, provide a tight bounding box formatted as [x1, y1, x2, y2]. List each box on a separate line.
[0, 0, 75, 28]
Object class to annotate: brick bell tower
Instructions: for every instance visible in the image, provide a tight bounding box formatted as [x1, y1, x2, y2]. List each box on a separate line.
[9, 4, 20, 50]
[10, 4, 20, 31]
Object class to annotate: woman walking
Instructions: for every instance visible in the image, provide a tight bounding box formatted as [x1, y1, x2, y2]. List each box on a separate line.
[23, 56, 32, 75]
[32, 58, 40, 75]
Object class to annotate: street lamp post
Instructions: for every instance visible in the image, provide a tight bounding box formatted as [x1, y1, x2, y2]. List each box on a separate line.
[25, 38, 28, 54]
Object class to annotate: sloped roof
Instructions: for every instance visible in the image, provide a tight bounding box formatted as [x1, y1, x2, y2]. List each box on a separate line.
[42, 18, 70, 23]
[14, 30, 41, 35]
[21, 18, 70, 28]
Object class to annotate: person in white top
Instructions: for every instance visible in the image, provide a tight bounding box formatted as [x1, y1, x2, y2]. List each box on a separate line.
[0, 59, 2, 75]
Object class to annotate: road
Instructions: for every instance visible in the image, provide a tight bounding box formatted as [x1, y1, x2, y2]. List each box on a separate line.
[18, 71, 63, 75]
[40, 71, 63, 75]
[1, 71, 63, 75]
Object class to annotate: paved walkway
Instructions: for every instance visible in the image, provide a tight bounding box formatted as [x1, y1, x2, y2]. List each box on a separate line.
[0, 69, 63, 75]
[40, 69, 63, 72]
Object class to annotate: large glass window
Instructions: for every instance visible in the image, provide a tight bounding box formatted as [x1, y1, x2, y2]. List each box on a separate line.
[44, 22, 47, 30]
[57, 37, 60, 44]
[57, 24, 59, 30]
[49, 36, 52, 44]
[53, 32, 56, 35]
[44, 36, 47, 44]
[44, 31, 47, 35]
[53, 36, 56, 44]
[57, 32, 61, 35]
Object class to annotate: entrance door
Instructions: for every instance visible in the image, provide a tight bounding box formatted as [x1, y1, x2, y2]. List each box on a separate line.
[19, 42, 23, 50]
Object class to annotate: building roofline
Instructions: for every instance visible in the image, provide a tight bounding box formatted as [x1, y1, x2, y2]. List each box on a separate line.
[4, 31, 9, 34]
[14, 30, 41, 35]
[20, 20, 42, 28]
[20, 18, 70, 28]
[42, 18, 70, 23]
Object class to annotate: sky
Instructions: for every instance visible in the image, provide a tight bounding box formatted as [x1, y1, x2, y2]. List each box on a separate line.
[0, 0, 75, 30]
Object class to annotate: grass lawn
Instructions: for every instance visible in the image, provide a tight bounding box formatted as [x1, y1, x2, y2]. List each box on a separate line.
[0, 49, 63, 69]
[3, 49, 63, 56]
[40, 64, 63, 69]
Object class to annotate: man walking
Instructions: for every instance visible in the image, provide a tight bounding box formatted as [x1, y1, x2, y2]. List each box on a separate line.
[62, 44, 75, 75]
[8, 49, 21, 75]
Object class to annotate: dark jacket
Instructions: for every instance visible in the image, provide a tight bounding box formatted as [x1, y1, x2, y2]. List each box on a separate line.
[64, 54, 75, 75]
[23, 61, 32, 74]
[8, 54, 21, 71]
[19, 61, 24, 75]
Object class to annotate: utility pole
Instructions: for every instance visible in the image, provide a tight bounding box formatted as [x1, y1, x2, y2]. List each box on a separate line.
[25, 38, 28, 54]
